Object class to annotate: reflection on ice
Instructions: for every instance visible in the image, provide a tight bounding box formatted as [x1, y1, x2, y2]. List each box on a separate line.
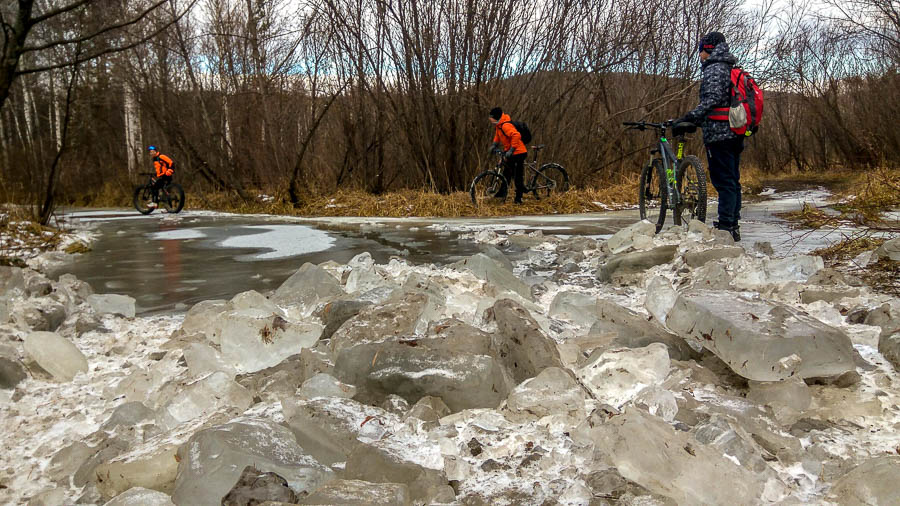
[217, 224, 335, 260]
[149, 229, 207, 240]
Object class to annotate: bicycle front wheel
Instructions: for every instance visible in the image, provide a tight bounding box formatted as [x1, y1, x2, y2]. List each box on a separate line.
[133, 185, 155, 215]
[161, 183, 185, 213]
[639, 160, 667, 233]
[470, 171, 508, 206]
[530, 163, 570, 198]
[674, 155, 707, 226]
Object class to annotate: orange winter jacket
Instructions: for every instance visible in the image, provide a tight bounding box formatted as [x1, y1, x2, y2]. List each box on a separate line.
[153, 154, 174, 178]
[493, 113, 527, 155]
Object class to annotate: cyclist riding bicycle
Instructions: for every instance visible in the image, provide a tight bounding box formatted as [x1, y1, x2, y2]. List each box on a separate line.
[146, 145, 175, 209]
[675, 31, 744, 242]
[488, 107, 527, 204]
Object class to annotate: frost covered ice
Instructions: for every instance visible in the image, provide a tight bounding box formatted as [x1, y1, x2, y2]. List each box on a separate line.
[6, 221, 900, 506]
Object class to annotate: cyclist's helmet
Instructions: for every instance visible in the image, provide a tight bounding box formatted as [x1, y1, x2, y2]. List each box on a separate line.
[147, 145, 158, 151]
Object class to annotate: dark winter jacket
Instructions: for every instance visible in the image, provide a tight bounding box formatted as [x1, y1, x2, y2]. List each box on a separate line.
[683, 42, 739, 145]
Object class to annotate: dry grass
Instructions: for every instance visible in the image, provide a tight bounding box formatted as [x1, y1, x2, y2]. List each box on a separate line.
[776, 202, 835, 229]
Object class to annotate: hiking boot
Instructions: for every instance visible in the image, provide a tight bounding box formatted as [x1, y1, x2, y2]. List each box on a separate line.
[730, 225, 741, 242]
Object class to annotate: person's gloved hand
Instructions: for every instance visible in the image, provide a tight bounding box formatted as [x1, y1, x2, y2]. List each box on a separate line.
[504, 148, 514, 158]
[489, 142, 501, 154]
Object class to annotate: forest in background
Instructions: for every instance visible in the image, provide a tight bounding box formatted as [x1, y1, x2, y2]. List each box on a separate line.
[1, 0, 899, 222]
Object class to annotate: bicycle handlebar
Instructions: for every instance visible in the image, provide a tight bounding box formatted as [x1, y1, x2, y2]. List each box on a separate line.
[623, 120, 672, 130]
[139, 172, 155, 176]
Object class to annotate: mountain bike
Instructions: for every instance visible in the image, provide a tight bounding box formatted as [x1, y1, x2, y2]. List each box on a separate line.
[470, 145, 569, 206]
[623, 120, 707, 232]
[133, 172, 185, 215]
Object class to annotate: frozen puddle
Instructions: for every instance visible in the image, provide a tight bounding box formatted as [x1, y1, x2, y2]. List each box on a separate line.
[216, 224, 335, 260]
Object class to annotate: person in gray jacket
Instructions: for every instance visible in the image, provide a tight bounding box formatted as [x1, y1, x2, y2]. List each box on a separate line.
[677, 31, 744, 241]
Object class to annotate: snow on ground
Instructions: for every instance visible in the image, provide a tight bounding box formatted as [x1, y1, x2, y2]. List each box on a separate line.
[216, 224, 336, 260]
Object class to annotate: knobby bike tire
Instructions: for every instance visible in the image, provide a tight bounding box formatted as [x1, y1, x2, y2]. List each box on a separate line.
[531, 163, 570, 198]
[673, 155, 708, 226]
[133, 185, 155, 215]
[638, 160, 667, 233]
[161, 183, 186, 213]
[470, 171, 509, 206]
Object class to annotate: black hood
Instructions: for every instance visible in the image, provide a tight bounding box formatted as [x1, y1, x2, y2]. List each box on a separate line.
[703, 42, 737, 67]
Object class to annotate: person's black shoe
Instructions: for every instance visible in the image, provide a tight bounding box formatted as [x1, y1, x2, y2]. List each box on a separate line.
[730, 226, 741, 242]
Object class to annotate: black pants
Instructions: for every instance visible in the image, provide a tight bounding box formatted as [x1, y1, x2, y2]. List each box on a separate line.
[706, 137, 744, 228]
[498, 153, 527, 202]
[151, 175, 172, 202]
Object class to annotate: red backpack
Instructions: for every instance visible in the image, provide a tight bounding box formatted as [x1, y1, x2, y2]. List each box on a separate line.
[709, 67, 763, 137]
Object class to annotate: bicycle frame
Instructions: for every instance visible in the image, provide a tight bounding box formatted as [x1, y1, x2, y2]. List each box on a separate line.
[655, 135, 686, 209]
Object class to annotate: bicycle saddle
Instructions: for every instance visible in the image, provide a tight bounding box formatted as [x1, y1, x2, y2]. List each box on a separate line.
[531, 144, 545, 150]
[673, 122, 697, 133]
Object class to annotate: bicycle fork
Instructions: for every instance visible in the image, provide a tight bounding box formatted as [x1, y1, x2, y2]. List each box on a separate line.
[660, 137, 679, 207]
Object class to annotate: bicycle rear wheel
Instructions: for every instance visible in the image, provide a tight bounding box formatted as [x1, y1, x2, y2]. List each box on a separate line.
[673, 155, 707, 226]
[639, 160, 667, 233]
[530, 163, 570, 198]
[161, 183, 185, 213]
[470, 171, 508, 206]
[133, 185, 155, 215]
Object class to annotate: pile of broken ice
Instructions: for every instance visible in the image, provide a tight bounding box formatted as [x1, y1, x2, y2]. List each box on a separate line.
[2, 220, 900, 505]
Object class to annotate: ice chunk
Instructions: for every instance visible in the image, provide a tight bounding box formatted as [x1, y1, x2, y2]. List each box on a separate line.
[183, 342, 237, 378]
[333, 341, 512, 412]
[103, 487, 175, 506]
[0, 266, 25, 296]
[606, 220, 657, 254]
[57, 273, 94, 303]
[93, 411, 237, 498]
[221, 466, 298, 505]
[505, 367, 586, 421]
[179, 299, 226, 344]
[157, 372, 253, 430]
[747, 377, 811, 424]
[693, 416, 774, 475]
[330, 293, 431, 354]
[874, 237, 900, 261]
[879, 331, 900, 371]
[549, 291, 598, 328]
[666, 290, 855, 381]
[454, 253, 531, 300]
[682, 246, 744, 267]
[591, 408, 770, 504]
[486, 299, 565, 384]
[24, 271, 52, 297]
[692, 261, 733, 290]
[273, 262, 343, 307]
[479, 244, 514, 271]
[633, 386, 678, 422]
[172, 418, 333, 506]
[406, 396, 451, 423]
[314, 299, 373, 340]
[236, 347, 333, 403]
[299, 479, 411, 506]
[578, 343, 670, 407]
[282, 397, 400, 465]
[88, 294, 136, 318]
[827, 456, 900, 504]
[644, 276, 677, 325]
[597, 245, 678, 282]
[101, 402, 156, 431]
[346, 263, 386, 294]
[219, 309, 322, 373]
[0, 356, 26, 389]
[298, 372, 357, 400]
[732, 255, 824, 288]
[344, 444, 452, 504]
[23, 331, 88, 381]
[228, 289, 283, 316]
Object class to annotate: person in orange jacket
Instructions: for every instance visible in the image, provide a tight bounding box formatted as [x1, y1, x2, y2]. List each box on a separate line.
[147, 145, 175, 209]
[489, 107, 528, 204]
